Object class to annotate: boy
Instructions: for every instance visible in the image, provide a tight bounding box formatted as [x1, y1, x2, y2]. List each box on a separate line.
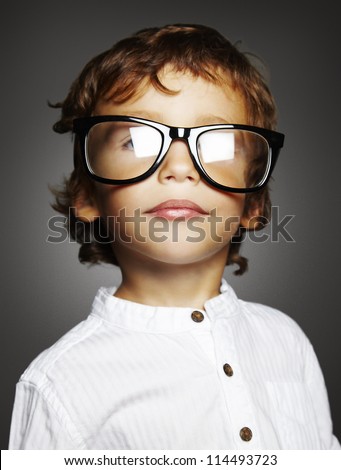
[9, 24, 340, 449]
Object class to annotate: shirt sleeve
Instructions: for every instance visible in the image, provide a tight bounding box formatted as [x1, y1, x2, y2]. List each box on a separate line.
[305, 340, 341, 449]
[9, 380, 83, 449]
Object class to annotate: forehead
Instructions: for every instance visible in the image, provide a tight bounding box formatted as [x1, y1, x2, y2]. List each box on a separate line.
[95, 69, 248, 126]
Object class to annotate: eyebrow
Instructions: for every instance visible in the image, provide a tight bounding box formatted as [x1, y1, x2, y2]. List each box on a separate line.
[194, 114, 232, 125]
[119, 110, 233, 126]
[127, 110, 164, 121]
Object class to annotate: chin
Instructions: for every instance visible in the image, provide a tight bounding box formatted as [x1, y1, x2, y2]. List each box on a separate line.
[135, 240, 229, 266]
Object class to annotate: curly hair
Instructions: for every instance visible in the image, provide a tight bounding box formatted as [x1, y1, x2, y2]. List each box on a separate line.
[50, 23, 278, 274]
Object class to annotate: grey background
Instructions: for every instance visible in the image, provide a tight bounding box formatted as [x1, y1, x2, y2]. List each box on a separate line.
[1, 0, 340, 449]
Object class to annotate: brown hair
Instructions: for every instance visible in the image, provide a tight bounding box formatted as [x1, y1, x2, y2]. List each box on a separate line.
[51, 23, 277, 274]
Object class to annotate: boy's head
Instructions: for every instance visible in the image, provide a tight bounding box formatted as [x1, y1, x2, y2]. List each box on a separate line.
[52, 23, 280, 274]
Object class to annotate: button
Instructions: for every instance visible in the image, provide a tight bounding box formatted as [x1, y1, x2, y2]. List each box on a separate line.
[240, 427, 253, 442]
[191, 310, 204, 322]
[223, 363, 234, 377]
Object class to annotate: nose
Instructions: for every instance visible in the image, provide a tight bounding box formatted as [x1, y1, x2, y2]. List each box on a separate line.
[157, 139, 201, 186]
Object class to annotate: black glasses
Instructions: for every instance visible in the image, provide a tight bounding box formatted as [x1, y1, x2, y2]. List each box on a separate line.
[73, 115, 285, 193]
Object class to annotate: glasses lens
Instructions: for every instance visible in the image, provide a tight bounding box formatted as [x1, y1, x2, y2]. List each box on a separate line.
[85, 121, 163, 180]
[197, 129, 270, 189]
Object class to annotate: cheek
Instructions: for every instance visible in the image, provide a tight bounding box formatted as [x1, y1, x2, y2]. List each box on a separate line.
[94, 185, 139, 217]
[213, 194, 246, 237]
[94, 185, 150, 242]
[215, 192, 245, 219]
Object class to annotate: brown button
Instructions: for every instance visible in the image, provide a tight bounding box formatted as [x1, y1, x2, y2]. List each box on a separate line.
[191, 310, 204, 322]
[223, 363, 234, 377]
[240, 427, 253, 442]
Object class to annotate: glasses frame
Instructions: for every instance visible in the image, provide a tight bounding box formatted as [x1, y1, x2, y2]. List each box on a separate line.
[73, 115, 285, 193]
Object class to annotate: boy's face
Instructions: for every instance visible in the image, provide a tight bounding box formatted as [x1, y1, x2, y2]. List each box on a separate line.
[79, 69, 255, 268]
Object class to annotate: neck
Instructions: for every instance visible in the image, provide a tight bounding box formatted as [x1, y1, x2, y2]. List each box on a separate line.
[113, 248, 228, 309]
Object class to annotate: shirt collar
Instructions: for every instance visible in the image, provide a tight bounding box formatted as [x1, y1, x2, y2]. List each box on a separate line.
[90, 278, 241, 334]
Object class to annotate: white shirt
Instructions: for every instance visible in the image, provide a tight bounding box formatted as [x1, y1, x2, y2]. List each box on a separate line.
[9, 280, 340, 450]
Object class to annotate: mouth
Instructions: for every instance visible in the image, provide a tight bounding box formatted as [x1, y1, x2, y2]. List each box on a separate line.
[145, 199, 209, 220]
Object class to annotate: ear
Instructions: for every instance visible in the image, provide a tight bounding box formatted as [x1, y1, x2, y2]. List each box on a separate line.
[240, 200, 265, 231]
[73, 188, 101, 222]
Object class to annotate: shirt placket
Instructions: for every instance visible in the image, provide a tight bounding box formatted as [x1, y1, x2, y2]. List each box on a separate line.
[207, 308, 262, 449]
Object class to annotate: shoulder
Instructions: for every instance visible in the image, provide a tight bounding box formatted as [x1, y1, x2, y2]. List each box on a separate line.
[240, 298, 299, 326]
[220, 280, 306, 341]
[19, 309, 104, 388]
[238, 298, 311, 349]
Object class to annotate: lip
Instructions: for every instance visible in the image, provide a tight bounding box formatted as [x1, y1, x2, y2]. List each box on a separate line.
[145, 199, 209, 220]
